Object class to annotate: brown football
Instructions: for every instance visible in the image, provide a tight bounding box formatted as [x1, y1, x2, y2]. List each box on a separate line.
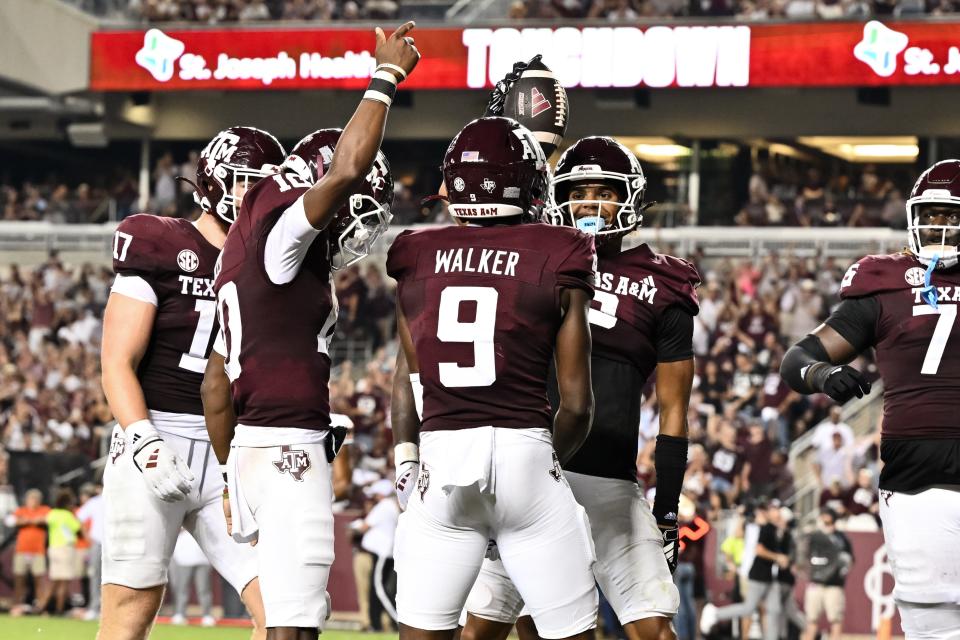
[501, 58, 569, 158]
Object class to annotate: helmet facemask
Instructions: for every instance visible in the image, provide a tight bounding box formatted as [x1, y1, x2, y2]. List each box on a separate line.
[906, 194, 960, 269]
[545, 169, 645, 243]
[331, 194, 392, 271]
[207, 164, 279, 224]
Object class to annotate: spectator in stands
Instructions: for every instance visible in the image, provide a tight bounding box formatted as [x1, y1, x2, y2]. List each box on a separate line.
[355, 479, 399, 630]
[76, 482, 104, 620]
[813, 430, 855, 489]
[742, 421, 775, 499]
[39, 487, 82, 615]
[152, 151, 177, 214]
[700, 500, 790, 640]
[812, 406, 854, 450]
[844, 467, 880, 528]
[347, 376, 387, 453]
[9, 488, 50, 614]
[170, 530, 216, 627]
[802, 509, 853, 640]
[709, 422, 744, 510]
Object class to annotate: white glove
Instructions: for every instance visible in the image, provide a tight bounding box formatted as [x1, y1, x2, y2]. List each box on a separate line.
[127, 420, 194, 502]
[394, 442, 419, 511]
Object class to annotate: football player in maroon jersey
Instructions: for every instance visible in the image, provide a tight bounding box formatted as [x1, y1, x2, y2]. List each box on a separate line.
[99, 126, 284, 640]
[778, 159, 960, 639]
[460, 137, 699, 640]
[201, 22, 418, 640]
[388, 116, 598, 640]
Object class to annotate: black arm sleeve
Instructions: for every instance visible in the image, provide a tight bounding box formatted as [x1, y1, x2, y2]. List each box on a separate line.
[823, 296, 880, 354]
[656, 305, 695, 363]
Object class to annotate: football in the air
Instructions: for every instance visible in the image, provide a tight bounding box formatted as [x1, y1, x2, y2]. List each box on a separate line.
[501, 58, 569, 158]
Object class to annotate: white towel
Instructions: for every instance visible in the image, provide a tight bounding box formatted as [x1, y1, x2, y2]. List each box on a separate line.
[421, 426, 495, 495]
[227, 447, 258, 543]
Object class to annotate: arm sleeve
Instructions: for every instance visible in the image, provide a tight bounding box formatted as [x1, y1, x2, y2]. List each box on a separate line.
[823, 296, 880, 353]
[263, 194, 322, 285]
[110, 274, 158, 306]
[656, 305, 695, 362]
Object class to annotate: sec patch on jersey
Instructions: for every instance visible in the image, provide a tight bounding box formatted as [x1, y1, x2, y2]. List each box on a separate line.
[500, 57, 569, 157]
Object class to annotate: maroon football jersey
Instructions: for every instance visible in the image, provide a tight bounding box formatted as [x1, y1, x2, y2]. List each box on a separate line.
[564, 243, 701, 481]
[838, 253, 960, 440]
[112, 214, 221, 415]
[386, 224, 595, 432]
[214, 173, 337, 430]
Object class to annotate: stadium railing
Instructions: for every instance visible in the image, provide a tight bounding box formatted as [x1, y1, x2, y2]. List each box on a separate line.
[0, 222, 909, 264]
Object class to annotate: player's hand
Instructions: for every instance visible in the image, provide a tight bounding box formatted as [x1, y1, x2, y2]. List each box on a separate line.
[222, 491, 232, 536]
[374, 21, 420, 81]
[394, 459, 419, 510]
[129, 423, 194, 502]
[659, 524, 680, 574]
[484, 540, 501, 561]
[810, 364, 872, 403]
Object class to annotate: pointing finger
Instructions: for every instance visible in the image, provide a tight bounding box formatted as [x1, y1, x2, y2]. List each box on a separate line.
[391, 21, 416, 40]
[375, 27, 386, 46]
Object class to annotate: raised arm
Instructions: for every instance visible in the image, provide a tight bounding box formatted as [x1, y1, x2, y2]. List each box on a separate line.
[301, 22, 420, 231]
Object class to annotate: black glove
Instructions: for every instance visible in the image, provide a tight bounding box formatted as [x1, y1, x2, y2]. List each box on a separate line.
[484, 54, 543, 116]
[324, 425, 349, 464]
[659, 525, 680, 574]
[807, 364, 872, 403]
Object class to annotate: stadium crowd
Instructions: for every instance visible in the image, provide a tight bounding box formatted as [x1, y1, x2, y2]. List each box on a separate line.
[0, 222, 882, 634]
[0, 154, 916, 228]
[735, 163, 911, 228]
[68, 0, 960, 20]
[0, 244, 880, 506]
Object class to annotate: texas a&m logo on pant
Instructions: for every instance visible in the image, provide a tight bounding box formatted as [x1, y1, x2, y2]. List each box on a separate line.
[109, 430, 125, 464]
[273, 445, 311, 481]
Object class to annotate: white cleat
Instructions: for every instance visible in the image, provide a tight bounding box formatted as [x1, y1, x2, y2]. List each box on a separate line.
[82, 609, 99, 621]
[201, 615, 216, 627]
[171, 614, 187, 626]
[699, 602, 718, 635]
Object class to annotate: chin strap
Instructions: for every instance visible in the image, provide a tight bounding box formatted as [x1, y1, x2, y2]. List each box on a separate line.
[921, 252, 941, 310]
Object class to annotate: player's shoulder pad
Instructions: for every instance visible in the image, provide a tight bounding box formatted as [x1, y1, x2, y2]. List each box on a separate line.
[541, 225, 596, 292]
[839, 252, 919, 299]
[385, 228, 421, 282]
[112, 213, 179, 276]
[628, 244, 700, 315]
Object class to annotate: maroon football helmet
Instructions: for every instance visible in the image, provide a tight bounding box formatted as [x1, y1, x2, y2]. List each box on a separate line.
[545, 136, 646, 243]
[193, 126, 285, 224]
[907, 159, 960, 268]
[288, 128, 393, 270]
[442, 116, 548, 222]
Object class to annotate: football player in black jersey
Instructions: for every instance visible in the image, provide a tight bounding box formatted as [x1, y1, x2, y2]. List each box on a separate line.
[460, 137, 701, 640]
[779, 160, 960, 639]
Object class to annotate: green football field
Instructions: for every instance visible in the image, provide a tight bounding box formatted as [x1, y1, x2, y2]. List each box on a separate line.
[0, 616, 399, 640]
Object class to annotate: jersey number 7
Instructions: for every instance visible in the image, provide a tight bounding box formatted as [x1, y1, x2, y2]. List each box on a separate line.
[913, 304, 957, 375]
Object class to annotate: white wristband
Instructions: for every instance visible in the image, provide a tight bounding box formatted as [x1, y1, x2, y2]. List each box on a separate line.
[376, 63, 407, 81]
[363, 90, 392, 106]
[394, 442, 419, 466]
[124, 419, 160, 450]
